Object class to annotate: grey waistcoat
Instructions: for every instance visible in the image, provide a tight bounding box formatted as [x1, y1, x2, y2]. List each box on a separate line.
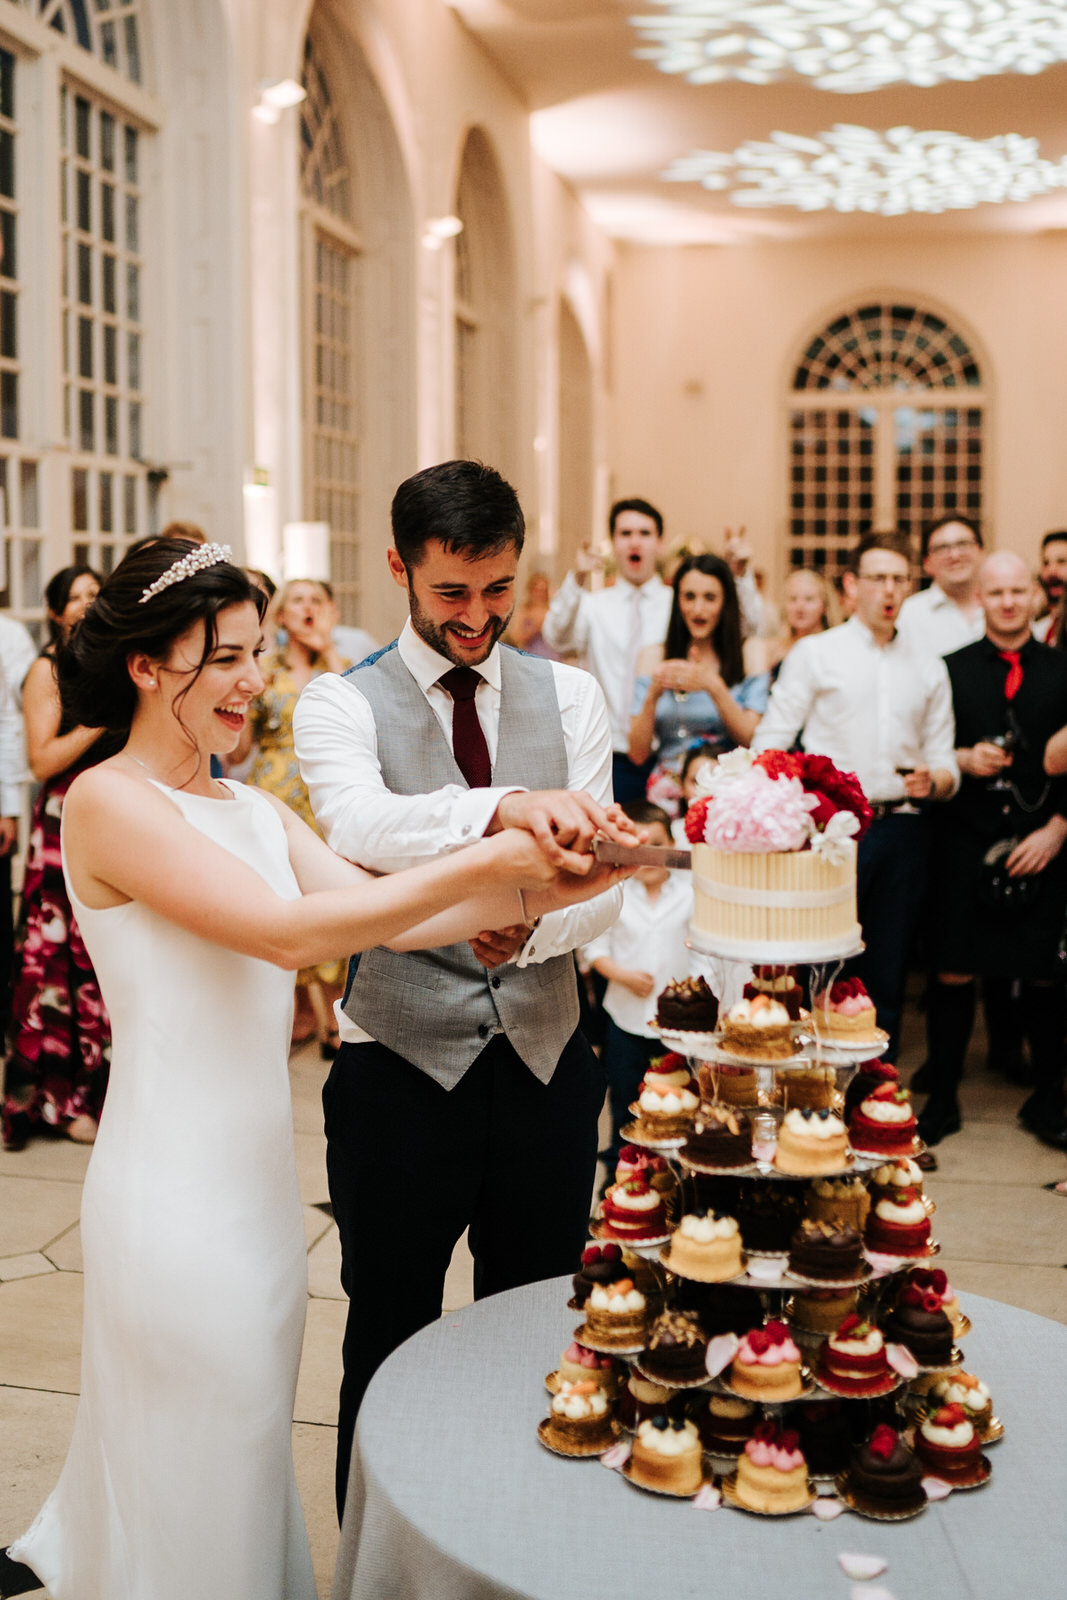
[340, 642, 579, 1088]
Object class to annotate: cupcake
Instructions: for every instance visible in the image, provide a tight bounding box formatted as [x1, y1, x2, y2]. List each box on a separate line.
[789, 1286, 859, 1336]
[600, 1178, 670, 1241]
[634, 1080, 699, 1141]
[816, 1314, 892, 1394]
[913, 1403, 983, 1479]
[616, 1371, 686, 1431]
[682, 1103, 753, 1169]
[722, 995, 795, 1059]
[864, 1188, 932, 1257]
[542, 1381, 616, 1454]
[629, 1417, 704, 1494]
[662, 1210, 744, 1282]
[843, 1424, 925, 1512]
[848, 1083, 918, 1158]
[579, 1278, 648, 1349]
[843, 1059, 899, 1122]
[728, 1319, 803, 1401]
[697, 1392, 759, 1455]
[640, 1309, 709, 1384]
[731, 1422, 811, 1513]
[571, 1243, 627, 1306]
[882, 1280, 954, 1366]
[806, 1174, 871, 1234]
[907, 1267, 963, 1337]
[774, 1108, 849, 1176]
[788, 1218, 865, 1282]
[926, 1371, 993, 1433]
[656, 975, 718, 1032]
[557, 1340, 621, 1397]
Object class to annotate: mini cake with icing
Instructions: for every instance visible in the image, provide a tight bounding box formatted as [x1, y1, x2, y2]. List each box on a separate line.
[806, 1174, 871, 1234]
[882, 1281, 954, 1365]
[557, 1341, 621, 1397]
[868, 1157, 926, 1208]
[640, 1310, 709, 1384]
[722, 995, 795, 1059]
[616, 1372, 686, 1431]
[571, 1243, 627, 1304]
[704, 1062, 760, 1108]
[848, 1083, 918, 1158]
[789, 1286, 859, 1336]
[864, 1188, 931, 1257]
[580, 1278, 648, 1348]
[927, 1372, 992, 1432]
[729, 1320, 804, 1400]
[543, 1380, 616, 1453]
[698, 1393, 759, 1455]
[812, 976, 880, 1042]
[844, 1424, 925, 1511]
[907, 1267, 963, 1336]
[844, 1058, 899, 1121]
[913, 1403, 983, 1478]
[731, 1421, 811, 1512]
[736, 1179, 803, 1253]
[630, 1416, 704, 1494]
[788, 1218, 865, 1281]
[793, 1398, 852, 1477]
[640, 1051, 694, 1091]
[782, 1063, 836, 1111]
[816, 1314, 891, 1393]
[682, 1103, 753, 1168]
[744, 966, 805, 1020]
[656, 975, 718, 1033]
[774, 1108, 849, 1176]
[600, 1178, 670, 1241]
[634, 1081, 699, 1141]
[662, 1210, 744, 1282]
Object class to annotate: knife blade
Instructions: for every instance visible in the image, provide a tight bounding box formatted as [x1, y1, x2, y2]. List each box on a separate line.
[593, 838, 692, 871]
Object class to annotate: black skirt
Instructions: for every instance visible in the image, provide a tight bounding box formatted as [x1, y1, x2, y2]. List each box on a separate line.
[930, 818, 1067, 980]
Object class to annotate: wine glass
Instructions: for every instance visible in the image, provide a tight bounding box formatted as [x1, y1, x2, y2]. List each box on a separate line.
[894, 764, 920, 814]
[983, 729, 1016, 792]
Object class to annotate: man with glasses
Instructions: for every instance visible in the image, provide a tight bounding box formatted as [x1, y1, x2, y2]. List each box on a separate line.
[897, 516, 985, 658]
[752, 533, 958, 1058]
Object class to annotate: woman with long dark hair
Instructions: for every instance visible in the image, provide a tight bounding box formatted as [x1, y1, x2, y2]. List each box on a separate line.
[629, 552, 770, 808]
[8, 537, 629, 1600]
[1, 564, 114, 1150]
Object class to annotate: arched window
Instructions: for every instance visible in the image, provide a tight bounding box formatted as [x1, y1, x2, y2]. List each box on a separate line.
[453, 129, 515, 472]
[33, 0, 143, 81]
[788, 302, 986, 577]
[299, 33, 361, 623]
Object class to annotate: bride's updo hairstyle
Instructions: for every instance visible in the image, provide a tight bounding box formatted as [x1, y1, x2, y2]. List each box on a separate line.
[57, 537, 267, 737]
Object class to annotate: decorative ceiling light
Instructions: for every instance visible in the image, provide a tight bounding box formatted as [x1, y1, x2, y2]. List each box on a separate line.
[630, 1, 1067, 92]
[663, 126, 1067, 213]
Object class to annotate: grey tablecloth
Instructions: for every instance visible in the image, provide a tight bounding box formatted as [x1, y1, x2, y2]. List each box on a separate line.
[332, 1279, 1066, 1600]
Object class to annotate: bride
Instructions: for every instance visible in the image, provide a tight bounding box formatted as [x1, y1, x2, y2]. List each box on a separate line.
[9, 538, 632, 1600]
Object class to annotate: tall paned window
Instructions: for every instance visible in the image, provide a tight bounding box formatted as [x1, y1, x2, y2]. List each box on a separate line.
[300, 36, 362, 624]
[788, 304, 986, 579]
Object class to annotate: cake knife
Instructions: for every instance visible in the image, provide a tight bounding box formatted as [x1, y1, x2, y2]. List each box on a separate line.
[593, 838, 693, 871]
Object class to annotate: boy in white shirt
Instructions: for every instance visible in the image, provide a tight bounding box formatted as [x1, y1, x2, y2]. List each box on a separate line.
[582, 799, 695, 1180]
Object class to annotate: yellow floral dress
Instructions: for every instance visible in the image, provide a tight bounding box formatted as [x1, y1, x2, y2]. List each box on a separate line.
[247, 646, 350, 989]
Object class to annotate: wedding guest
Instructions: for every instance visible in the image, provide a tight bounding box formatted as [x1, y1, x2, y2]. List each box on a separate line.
[294, 459, 639, 1513]
[1035, 529, 1067, 642]
[752, 532, 958, 1059]
[542, 498, 672, 801]
[671, 739, 720, 844]
[629, 553, 769, 812]
[1, 566, 114, 1150]
[504, 569, 558, 658]
[0, 608, 37, 1039]
[746, 567, 840, 679]
[896, 516, 985, 658]
[917, 552, 1067, 1153]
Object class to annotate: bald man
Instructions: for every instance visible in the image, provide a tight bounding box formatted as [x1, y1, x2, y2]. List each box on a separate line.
[917, 550, 1067, 1155]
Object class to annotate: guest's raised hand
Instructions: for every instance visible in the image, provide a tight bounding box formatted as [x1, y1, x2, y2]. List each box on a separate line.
[574, 542, 605, 588]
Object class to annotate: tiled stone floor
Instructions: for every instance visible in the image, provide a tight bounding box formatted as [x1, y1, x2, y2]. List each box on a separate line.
[1, 1004, 1064, 1598]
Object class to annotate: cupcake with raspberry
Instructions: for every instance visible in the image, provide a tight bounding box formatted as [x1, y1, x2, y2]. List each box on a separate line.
[843, 1058, 899, 1122]
[882, 1280, 954, 1367]
[556, 1340, 622, 1398]
[816, 1313, 894, 1395]
[641, 1051, 696, 1093]
[864, 1186, 932, 1257]
[907, 1267, 964, 1336]
[848, 1082, 919, 1158]
[570, 1243, 628, 1308]
[913, 1403, 986, 1481]
[812, 976, 880, 1044]
[600, 1177, 670, 1241]
[842, 1424, 926, 1514]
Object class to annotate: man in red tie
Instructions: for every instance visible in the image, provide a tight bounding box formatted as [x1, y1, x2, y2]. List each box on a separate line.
[294, 460, 639, 1516]
[918, 550, 1067, 1154]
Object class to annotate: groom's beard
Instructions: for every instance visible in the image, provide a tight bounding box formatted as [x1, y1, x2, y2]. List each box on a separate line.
[408, 591, 512, 667]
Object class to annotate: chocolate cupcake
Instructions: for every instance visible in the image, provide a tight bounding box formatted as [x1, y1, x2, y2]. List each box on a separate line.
[683, 1104, 752, 1169]
[736, 1179, 803, 1253]
[656, 975, 718, 1032]
[571, 1243, 628, 1305]
[640, 1310, 709, 1383]
[882, 1281, 954, 1366]
[844, 1424, 925, 1511]
[788, 1218, 865, 1281]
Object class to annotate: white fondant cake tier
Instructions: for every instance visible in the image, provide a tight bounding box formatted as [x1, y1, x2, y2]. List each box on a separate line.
[691, 842, 861, 963]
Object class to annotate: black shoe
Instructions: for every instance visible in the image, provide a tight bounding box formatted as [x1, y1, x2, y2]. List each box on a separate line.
[1017, 1110, 1067, 1150]
[995, 1057, 1036, 1087]
[910, 1061, 934, 1094]
[916, 1098, 962, 1148]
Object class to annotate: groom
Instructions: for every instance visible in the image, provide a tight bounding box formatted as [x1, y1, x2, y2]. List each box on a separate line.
[294, 459, 630, 1514]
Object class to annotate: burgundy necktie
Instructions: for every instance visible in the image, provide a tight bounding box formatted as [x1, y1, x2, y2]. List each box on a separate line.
[997, 649, 1023, 701]
[438, 666, 492, 788]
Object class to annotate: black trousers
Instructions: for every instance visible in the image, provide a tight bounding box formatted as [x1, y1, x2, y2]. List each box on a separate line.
[847, 811, 931, 1062]
[323, 1027, 604, 1517]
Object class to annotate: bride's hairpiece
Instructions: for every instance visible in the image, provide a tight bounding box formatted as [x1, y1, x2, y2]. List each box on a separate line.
[138, 542, 233, 604]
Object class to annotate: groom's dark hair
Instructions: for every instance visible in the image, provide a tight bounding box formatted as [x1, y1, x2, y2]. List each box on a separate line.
[391, 459, 525, 571]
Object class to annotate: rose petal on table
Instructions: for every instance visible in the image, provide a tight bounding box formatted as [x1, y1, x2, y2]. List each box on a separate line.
[849, 1587, 898, 1600]
[705, 1333, 741, 1377]
[600, 1442, 632, 1471]
[922, 1475, 953, 1500]
[752, 1140, 777, 1162]
[885, 1342, 919, 1379]
[866, 1252, 904, 1273]
[812, 1496, 846, 1520]
[838, 1553, 888, 1581]
[692, 1484, 722, 1510]
[747, 1256, 786, 1284]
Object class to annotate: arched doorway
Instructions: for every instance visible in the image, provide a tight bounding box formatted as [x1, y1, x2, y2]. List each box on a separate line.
[453, 127, 516, 476]
[556, 297, 593, 571]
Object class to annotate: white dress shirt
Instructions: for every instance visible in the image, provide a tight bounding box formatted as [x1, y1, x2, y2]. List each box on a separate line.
[542, 573, 672, 752]
[896, 584, 985, 660]
[582, 870, 695, 1039]
[293, 620, 624, 1039]
[0, 616, 37, 816]
[751, 617, 959, 803]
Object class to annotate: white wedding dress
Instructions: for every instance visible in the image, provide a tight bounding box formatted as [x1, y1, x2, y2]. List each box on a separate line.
[10, 781, 317, 1600]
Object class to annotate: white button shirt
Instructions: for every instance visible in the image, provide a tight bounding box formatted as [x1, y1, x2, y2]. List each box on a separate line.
[751, 617, 959, 803]
[582, 870, 695, 1039]
[0, 616, 37, 816]
[896, 584, 985, 660]
[542, 573, 672, 751]
[293, 620, 624, 1037]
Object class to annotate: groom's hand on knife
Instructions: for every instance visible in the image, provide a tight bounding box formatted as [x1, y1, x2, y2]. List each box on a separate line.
[488, 790, 641, 873]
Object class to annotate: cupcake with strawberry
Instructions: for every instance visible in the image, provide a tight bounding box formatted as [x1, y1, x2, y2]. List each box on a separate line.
[848, 1081, 919, 1158]
[913, 1402, 986, 1481]
[864, 1185, 932, 1257]
[812, 975, 881, 1044]
[600, 1177, 670, 1242]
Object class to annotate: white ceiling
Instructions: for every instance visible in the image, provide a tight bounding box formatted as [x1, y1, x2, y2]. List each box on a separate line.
[448, 0, 1067, 242]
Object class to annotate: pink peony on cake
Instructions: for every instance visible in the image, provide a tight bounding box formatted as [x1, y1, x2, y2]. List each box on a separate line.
[686, 750, 869, 962]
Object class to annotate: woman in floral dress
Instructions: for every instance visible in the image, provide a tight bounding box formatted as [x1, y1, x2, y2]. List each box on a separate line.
[2, 565, 116, 1149]
[243, 579, 350, 1056]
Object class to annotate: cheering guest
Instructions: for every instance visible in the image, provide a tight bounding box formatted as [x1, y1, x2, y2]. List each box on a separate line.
[752, 533, 958, 1059]
[629, 553, 769, 810]
[919, 552, 1067, 1152]
[896, 516, 985, 658]
[1035, 529, 1067, 642]
[542, 498, 672, 801]
[746, 567, 840, 679]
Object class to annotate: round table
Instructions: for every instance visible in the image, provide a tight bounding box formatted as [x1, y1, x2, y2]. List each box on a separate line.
[332, 1278, 1066, 1600]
